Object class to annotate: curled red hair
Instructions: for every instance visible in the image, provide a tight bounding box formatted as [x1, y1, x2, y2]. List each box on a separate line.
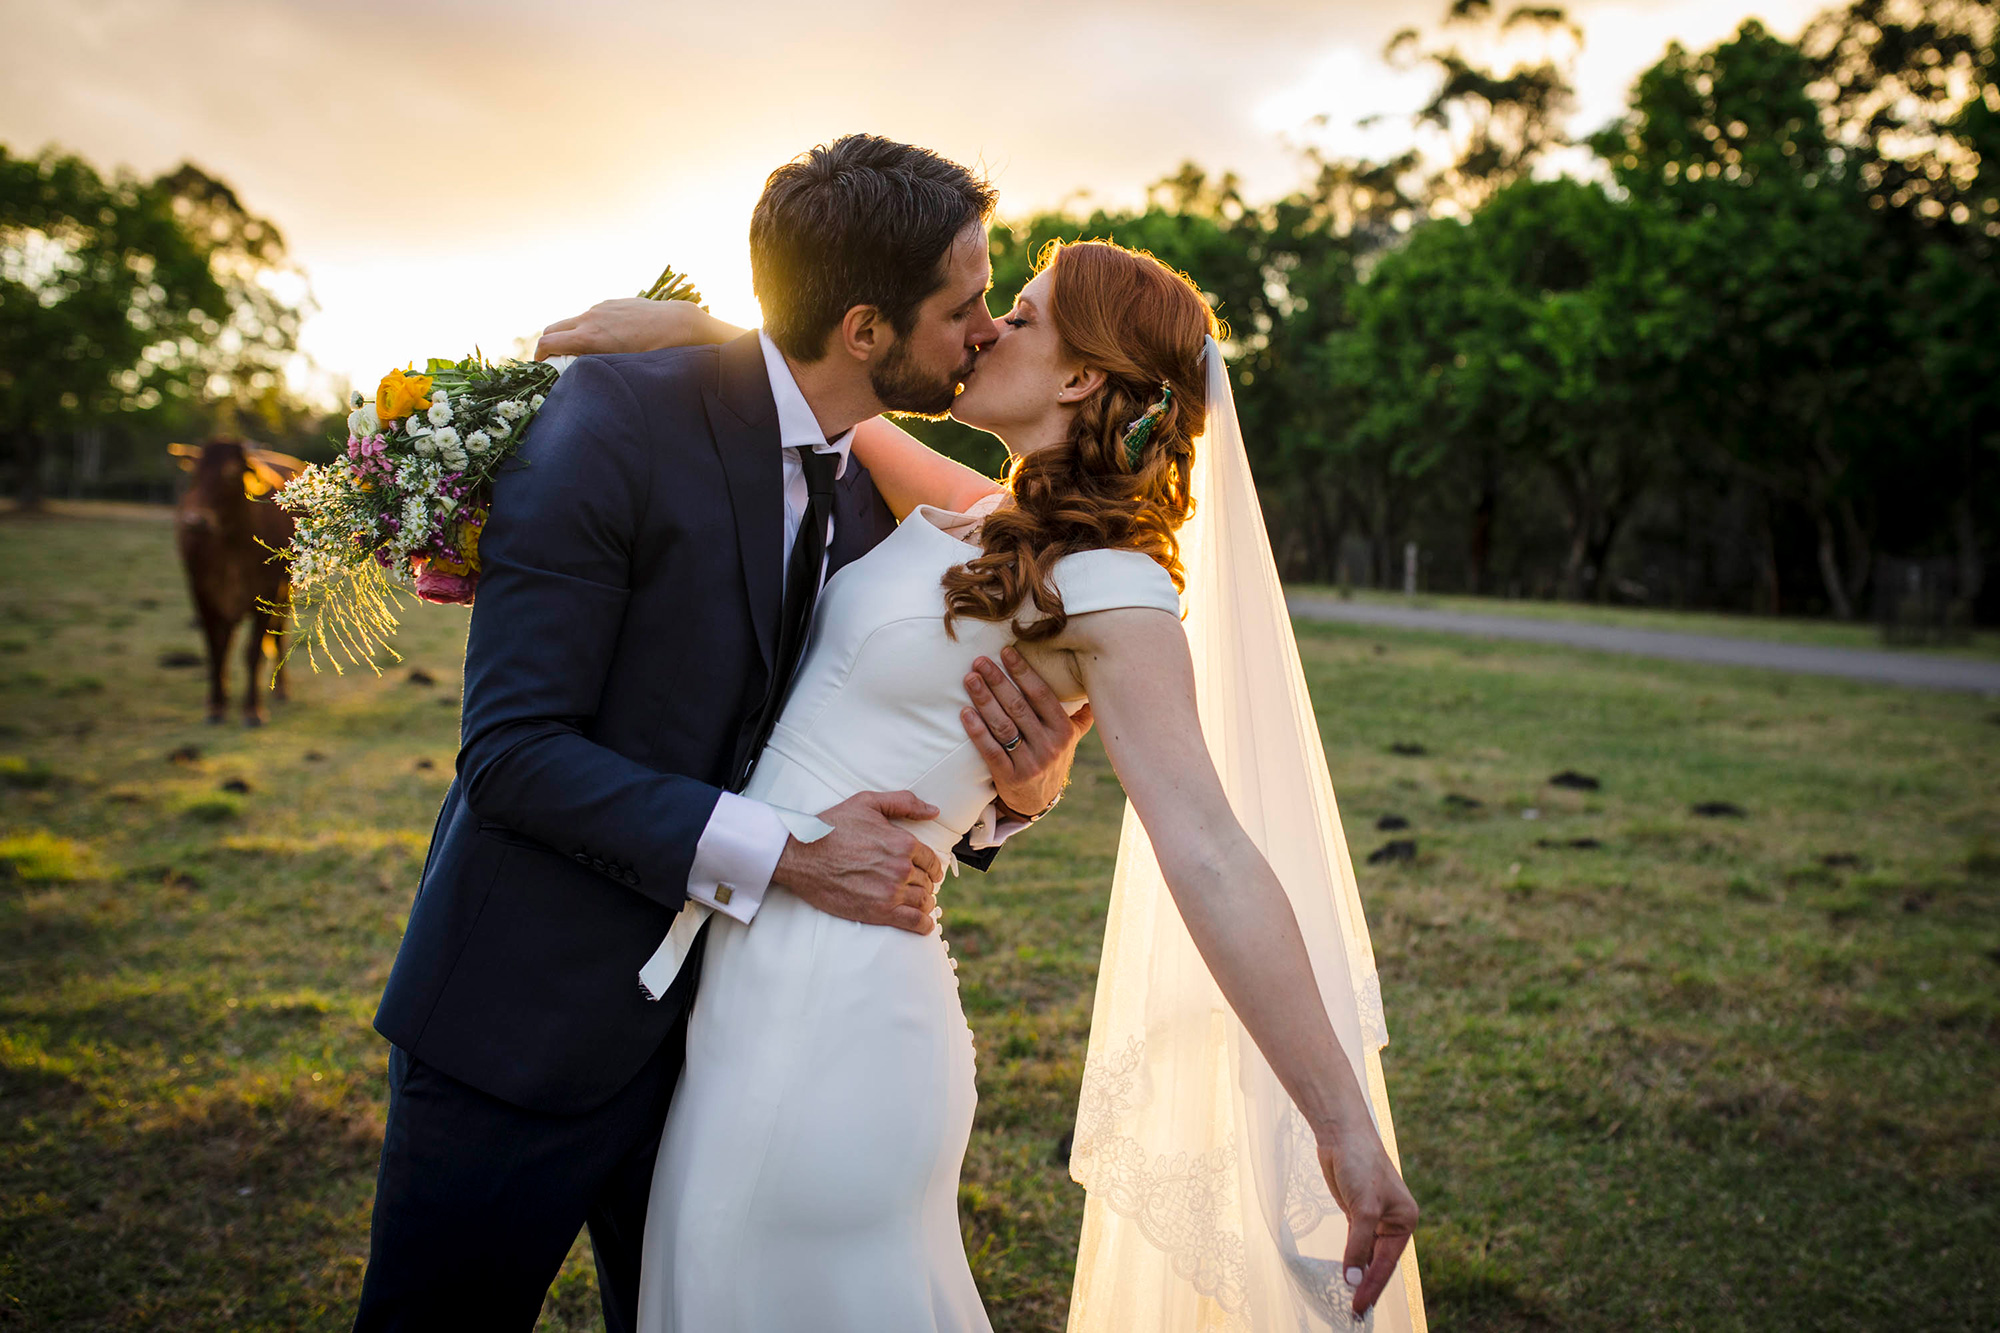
[942, 240, 1217, 640]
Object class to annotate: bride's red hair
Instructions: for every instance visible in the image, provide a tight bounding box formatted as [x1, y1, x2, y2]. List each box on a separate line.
[942, 240, 1216, 640]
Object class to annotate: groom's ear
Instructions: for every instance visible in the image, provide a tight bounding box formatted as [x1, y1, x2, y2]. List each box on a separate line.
[835, 304, 887, 365]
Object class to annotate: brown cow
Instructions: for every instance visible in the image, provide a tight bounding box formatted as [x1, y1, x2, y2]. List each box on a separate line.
[171, 436, 303, 725]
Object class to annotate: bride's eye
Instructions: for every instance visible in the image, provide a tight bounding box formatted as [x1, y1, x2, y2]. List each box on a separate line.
[1003, 316, 1027, 329]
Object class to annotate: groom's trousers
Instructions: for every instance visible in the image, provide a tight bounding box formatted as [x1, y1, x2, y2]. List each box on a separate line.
[352, 1011, 690, 1333]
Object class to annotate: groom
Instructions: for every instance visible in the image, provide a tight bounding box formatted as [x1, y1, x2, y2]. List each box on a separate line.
[355, 135, 1088, 1331]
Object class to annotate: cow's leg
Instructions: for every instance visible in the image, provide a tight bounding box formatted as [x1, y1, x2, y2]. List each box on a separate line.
[201, 609, 234, 725]
[240, 608, 270, 726]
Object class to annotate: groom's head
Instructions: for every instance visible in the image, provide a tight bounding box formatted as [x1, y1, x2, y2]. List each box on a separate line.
[751, 135, 998, 416]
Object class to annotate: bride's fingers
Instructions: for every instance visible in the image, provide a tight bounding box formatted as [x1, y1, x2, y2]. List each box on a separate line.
[970, 657, 1041, 747]
[963, 665, 1020, 746]
[1339, 1201, 1381, 1303]
[999, 646, 1069, 734]
[1352, 1229, 1411, 1316]
[541, 314, 583, 335]
[959, 702, 1020, 775]
[534, 327, 589, 361]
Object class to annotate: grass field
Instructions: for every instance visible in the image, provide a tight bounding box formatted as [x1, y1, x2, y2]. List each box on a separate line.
[3, 507, 1997, 1331]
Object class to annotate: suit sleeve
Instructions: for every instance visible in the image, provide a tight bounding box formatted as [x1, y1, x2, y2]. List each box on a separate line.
[455, 355, 717, 911]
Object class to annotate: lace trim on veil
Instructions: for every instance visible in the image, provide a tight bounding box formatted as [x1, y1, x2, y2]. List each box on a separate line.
[1070, 1034, 1379, 1332]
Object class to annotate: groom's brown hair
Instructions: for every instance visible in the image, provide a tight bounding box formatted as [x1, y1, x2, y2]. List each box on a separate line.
[750, 135, 996, 362]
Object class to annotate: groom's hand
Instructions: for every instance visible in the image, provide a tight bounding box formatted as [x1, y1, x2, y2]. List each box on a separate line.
[962, 647, 1090, 821]
[773, 790, 945, 935]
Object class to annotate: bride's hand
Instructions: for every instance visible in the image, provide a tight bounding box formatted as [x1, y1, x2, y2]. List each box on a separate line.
[535, 298, 721, 360]
[1318, 1126, 1418, 1317]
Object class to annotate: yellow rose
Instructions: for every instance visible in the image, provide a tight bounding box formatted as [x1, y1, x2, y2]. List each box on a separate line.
[376, 368, 434, 422]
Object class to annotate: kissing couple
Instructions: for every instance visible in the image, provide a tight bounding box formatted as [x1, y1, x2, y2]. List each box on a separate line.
[354, 134, 1422, 1332]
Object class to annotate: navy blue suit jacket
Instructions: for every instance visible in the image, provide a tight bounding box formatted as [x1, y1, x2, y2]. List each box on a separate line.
[375, 332, 901, 1115]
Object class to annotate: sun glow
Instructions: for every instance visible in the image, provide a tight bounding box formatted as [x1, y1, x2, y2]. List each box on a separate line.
[299, 191, 764, 399]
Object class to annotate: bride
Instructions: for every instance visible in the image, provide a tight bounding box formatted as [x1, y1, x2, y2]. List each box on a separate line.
[550, 239, 1421, 1332]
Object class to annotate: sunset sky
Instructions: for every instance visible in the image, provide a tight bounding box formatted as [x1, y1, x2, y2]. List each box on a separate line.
[4, 0, 1825, 399]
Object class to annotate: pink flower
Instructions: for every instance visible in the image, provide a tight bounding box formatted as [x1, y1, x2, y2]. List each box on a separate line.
[414, 563, 478, 605]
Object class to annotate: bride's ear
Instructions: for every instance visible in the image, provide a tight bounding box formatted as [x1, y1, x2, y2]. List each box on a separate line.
[1055, 365, 1106, 406]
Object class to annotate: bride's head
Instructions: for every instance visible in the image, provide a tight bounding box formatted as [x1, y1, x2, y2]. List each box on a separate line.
[943, 239, 1217, 641]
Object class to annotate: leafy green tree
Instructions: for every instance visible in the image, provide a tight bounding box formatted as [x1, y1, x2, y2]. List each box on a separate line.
[0, 147, 306, 506]
[1593, 21, 1902, 618]
[1805, 0, 1997, 230]
[1332, 178, 1679, 599]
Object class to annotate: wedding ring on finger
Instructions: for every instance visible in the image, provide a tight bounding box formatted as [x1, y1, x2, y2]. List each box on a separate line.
[1000, 733, 1023, 752]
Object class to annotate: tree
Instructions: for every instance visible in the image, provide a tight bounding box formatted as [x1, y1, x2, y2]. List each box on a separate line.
[1387, 0, 1583, 214]
[1805, 0, 1998, 230]
[1594, 21, 1902, 618]
[0, 147, 307, 506]
[1331, 178, 1677, 600]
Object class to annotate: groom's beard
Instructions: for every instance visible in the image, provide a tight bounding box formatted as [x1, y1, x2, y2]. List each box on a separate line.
[872, 339, 972, 420]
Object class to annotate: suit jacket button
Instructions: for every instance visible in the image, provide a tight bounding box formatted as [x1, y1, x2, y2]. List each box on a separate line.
[715, 884, 735, 906]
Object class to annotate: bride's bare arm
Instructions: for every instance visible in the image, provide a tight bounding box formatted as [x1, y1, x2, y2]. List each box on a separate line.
[535, 299, 741, 360]
[849, 419, 1002, 519]
[1061, 605, 1418, 1316]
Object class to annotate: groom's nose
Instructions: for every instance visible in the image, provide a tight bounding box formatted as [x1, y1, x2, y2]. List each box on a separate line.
[966, 305, 1000, 350]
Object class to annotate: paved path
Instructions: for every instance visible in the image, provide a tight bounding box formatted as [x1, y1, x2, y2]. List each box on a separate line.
[1285, 594, 2000, 695]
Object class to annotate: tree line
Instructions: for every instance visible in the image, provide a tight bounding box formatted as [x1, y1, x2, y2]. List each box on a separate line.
[914, 0, 1999, 624]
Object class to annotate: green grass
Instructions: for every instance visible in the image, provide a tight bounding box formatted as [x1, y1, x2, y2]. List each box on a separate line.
[2, 507, 1997, 1331]
[1297, 583, 2000, 659]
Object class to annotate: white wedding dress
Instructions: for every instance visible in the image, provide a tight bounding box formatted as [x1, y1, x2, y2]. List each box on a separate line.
[639, 338, 1422, 1333]
[636, 498, 1180, 1333]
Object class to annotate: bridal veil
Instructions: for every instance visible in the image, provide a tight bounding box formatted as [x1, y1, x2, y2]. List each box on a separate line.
[1065, 337, 1425, 1332]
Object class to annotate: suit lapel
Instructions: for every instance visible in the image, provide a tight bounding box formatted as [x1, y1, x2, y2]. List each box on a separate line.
[702, 332, 783, 673]
[828, 455, 895, 579]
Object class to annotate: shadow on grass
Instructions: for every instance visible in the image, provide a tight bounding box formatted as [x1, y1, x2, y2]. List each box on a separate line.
[1, 1072, 384, 1330]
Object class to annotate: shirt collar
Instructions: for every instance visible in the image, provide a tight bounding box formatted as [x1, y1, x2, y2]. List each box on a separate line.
[758, 330, 852, 479]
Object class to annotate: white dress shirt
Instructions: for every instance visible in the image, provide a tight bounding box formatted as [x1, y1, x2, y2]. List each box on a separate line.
[680, 334, 1033, 927]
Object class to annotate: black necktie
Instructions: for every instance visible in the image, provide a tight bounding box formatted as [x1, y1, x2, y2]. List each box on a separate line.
[734, 447, 836, 791]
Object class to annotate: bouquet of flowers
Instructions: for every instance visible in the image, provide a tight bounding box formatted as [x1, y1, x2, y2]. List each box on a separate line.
[276, 264, 703, 670]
